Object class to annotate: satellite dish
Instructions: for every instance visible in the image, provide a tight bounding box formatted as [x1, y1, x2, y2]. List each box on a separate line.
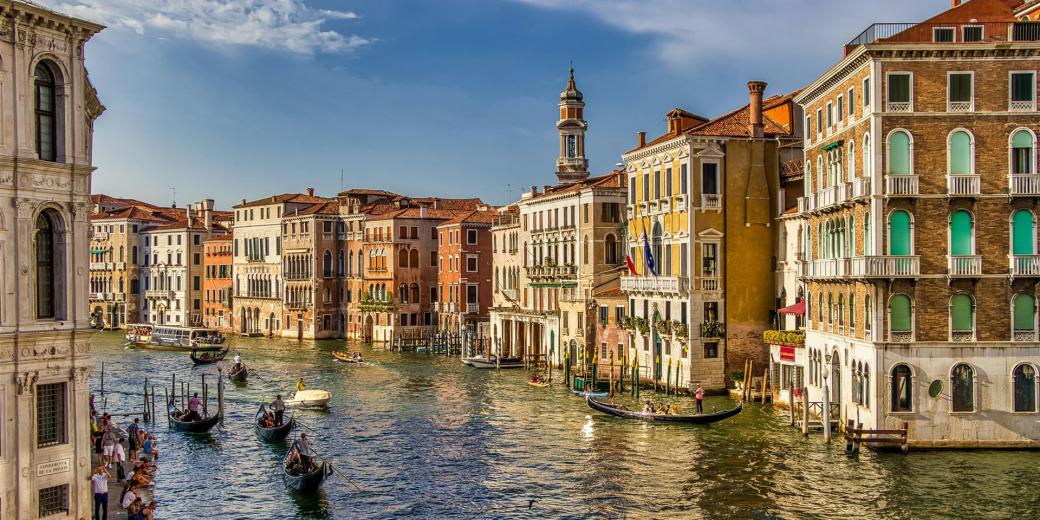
[928, 380, 943, 398]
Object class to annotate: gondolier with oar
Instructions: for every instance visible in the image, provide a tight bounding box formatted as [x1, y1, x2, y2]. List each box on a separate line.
[272, 394, 286, 426]
[297, 432, 315, 471]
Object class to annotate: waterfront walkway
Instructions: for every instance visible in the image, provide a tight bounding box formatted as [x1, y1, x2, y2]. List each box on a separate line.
[91, 447, 155, 519]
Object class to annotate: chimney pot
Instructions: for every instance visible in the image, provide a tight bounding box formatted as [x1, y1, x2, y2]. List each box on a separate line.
[951, 0, 962, 7]
[747, 80, 768, 139]
[307, 187, 314, 197]
[638, 131, 646, 147]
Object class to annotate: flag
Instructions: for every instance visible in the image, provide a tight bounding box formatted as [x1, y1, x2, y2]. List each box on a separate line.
[625, 255, 638, 276]
[642, 230, 657, 276]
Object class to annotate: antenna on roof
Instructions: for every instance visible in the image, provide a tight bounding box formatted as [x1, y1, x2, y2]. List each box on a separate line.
[170, 187, 176, 208]
[340, 168, 344, 193]
[506, 183, 512, 203]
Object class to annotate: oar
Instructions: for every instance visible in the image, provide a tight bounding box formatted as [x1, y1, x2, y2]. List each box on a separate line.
[309, 447, 365, 492]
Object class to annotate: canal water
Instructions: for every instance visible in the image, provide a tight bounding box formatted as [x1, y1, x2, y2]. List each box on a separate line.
[90, 332, 1039, 519]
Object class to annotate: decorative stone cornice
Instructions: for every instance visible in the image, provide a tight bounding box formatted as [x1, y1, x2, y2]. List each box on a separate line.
[16, 371, 38, 395]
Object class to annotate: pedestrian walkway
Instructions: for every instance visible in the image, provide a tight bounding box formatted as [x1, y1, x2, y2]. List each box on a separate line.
[90, 450, 155, 519]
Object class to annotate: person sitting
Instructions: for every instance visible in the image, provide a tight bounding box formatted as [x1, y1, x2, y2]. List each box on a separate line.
[120, 483, 138, 510]
[142, 433, 158, 461]
[286, 448, 303, 475]
[643, 401, 655, 414]
[126, 497, 144, 519]
[296, 378, 306, 392]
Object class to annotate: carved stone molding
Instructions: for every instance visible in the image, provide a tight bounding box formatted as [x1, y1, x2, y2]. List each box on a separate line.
[16, 371, 38, 395]
[71, 366, 90, 386]
[21, 173, 72, 191]
[16, 198, 34, 219]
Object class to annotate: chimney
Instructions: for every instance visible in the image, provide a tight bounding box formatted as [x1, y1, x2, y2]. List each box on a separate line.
[185, 203, 192, 222]
[950, 0, 962, 7]
[747, 80, 767, 139]
[638, 131, 646, 148]
[306, 187, 314, 197]
[240, 198, 246, 205]
[420, 206, 428, 219]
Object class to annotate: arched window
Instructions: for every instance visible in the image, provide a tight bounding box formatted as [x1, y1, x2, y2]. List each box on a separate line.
[848, 215, 856, 256]
[804, 160, 812, 192]
[410, 283, 419, 304]
[849, 293, 856, 330]
[888, 130, 911, 175]
[865, 294, 872, 334]
[892, 364, 912, 411]
[837, 294, 845, 328]
[399, 251, 408, 268]
[863, 363, 870, 408]
[323, 250, 333, 277]
[1013, 293, 1036, 338]
[889, 294, 913, 339]
[1011, 129, 1035, 175]
[949, 130, 973, 176]
[399, 283, 408, 303]
[410, 249, 419, 268]
[816, 155, 824, 189]
[847, 141, 856, 181]
[1012, 210, 1036, 256]
[348, 250, 354, 275]
[1013, 363, 1037, 412]
[35, 211, 60, 319]
[888, 210, 912, 255]
[864, 212, 871, 255]
[863, 133, 872, 177]
[951, 363, 975, 412]
[337, 250, 344, 276]
[604, 234, 618, 265]
[817, 292, 824, 324]
[950, 293, 974, 340]
[34, 62, 58, 162]
[949, 210, 973, 256]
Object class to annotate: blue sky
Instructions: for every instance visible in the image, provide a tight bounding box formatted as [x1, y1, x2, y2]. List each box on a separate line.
[44, 0, 943, 208]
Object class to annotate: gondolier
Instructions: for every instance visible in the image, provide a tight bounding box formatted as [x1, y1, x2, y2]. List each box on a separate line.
[272, 395, 286, 426]
[297, 433, 315, 470]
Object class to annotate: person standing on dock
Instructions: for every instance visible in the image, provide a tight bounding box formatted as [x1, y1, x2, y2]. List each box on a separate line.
[127, 418, 141, 463]
[694, 384, 705, 415]
[272, 395, 285, 426]
[91, 465, 110, 520]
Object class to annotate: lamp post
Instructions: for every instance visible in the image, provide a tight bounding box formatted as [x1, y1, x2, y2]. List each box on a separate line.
[822, 350, 832, 442]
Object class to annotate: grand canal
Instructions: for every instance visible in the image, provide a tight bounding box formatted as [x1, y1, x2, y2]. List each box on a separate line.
[90, 332, 1039, 519]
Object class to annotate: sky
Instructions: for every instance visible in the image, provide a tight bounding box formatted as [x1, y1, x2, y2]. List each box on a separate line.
[41, 0, 944, 209]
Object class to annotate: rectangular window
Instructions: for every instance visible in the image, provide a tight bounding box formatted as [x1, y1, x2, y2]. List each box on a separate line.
[887, 73, 911, 107]
[702, 243, 718, 277]
[848, 88, 855, 119]
[933, 27, 954, 42]
[804, 116, 812, 139]
[615, 306, 624, 324]
[629, 176, 636, 203]
[815, 108, 822, 137]
[583, 204, 589, 223]
[948, 72, 973, 111]
[467, 229, 478, 245]
[680, 164, 688, 194]
[653, 170, 660, 199]
[193, 253, 201, 265]
[704, 342, 719, 359]
[836, 96, 844, 121]
[680, 243, 688, 278]
[39, 484, 68, 517]
[1011, 72, 1036, 110]
[36, 382, 66, 447]
[665, 167, 673, 196]
[642, 173, 649, 202]
[466, 256, 478, 272]
[963, 25, 983, 42]
[193, 234, 200, 245]
[599, 305, 608, 324]
[863, 77, 871, 107]
[826, 102, 833, 127]
[701, 163, 719, 195]
[193, 276, 200, 291]
[466, 284, 478, 305]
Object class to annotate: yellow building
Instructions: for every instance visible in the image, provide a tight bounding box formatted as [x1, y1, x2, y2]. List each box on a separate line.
[622, 81, 802, 390]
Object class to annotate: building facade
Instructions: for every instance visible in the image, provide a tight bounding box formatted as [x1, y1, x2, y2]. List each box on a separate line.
[281, 201, 345, 339]
[0, 2, 104, 517]
[437, 208, 496, 337]
[202, 234, 233, 331]
[794, 0, 1040, 447]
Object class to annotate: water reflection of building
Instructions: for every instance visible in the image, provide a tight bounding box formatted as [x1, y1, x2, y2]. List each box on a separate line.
[792, 0, 1040, 447]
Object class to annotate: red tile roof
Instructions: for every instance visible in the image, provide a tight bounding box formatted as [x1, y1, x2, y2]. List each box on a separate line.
[592, 287, 626, 299]
[528, 170, 626, 201]
[439, 208, 499, 227]
[287, 201, 342, 217]
[233, 193, 330, 209]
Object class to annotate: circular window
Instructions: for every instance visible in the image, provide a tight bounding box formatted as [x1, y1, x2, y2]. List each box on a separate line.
[928, 379, 943, 398]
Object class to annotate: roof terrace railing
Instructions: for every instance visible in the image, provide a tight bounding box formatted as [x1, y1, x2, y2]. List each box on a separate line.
[846, 21, 1040, 51]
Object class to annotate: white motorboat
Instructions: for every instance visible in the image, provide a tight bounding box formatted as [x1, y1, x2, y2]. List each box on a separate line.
[285, 389, 331, 409]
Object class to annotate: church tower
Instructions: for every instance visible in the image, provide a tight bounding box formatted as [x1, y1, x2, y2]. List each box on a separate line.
[555, 67, 590, 184]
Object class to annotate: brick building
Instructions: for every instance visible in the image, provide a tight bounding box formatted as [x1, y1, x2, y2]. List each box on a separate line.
[202, 234, 234, 331]
[794, 0, 1040, 447]
[437, 207, 496, 336]
[281, 200, 346, 339]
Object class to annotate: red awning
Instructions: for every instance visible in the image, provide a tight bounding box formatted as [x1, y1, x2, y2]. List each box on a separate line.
[777, 300, 805, 316]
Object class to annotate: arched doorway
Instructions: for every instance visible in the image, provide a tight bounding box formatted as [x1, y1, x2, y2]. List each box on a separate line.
[363, 315, 374, 341]
[831, 352, 841, 406]
[240, 308, 247, 334]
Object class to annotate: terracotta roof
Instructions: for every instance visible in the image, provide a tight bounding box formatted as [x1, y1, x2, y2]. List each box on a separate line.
[288, 201, 342, 217]
[592, 287, 626, 299]
[1016, 0, 1040, 16]
[923, 0, 1021, 23]
[528, 170, 625, 202]
[368, 207, 467, 222]
[234, 193, 330, 209]
[337, 188, 402, 198]
[145, 217, 228, 232]
[438, 208, 498, 227]
[91, 206, 174, 223]
[91, 194, 162, 210]
[411, 197, 486, 211]
[205, 233, 233, 242]
[782, 206, 800, 216]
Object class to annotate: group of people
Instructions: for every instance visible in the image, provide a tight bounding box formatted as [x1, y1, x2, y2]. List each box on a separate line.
[638, 384, 707, 415]
[90, 395, 160, 520]
[172, 392, 206, 422]
[258, 394, 287, 428]
[285, 432, 317, 476]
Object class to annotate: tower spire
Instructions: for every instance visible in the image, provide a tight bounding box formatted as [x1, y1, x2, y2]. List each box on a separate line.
[556, 66, 589, 184]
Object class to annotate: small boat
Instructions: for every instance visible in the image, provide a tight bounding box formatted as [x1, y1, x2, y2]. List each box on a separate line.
[468, 357, 524, 369]
[167, 399, 220, 433]
[286, 390, 331, 409]
[527, 380, 549, 388]
[255, 404, 294, 442]
[573, 389, 609, 398]
[460, 357, 475, 366]
[333, 351, 362, 363]
[228, 364, 248, 383]
[586, 397, 742, 424]
[190, 346, 229, 365]
[283, 440, 331, 492]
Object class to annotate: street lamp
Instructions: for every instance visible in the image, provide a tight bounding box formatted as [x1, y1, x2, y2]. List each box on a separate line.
[822, 350, 832, 442]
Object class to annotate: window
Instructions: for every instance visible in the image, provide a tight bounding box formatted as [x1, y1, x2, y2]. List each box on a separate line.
[933, 27, 954, 42]
[888, 130, 912, 175]
[948, 73, 973, 111]
[1013, 364, 1037, 412]
[949, 210, 973, 256]
[629, 177, 636, 204]
[848, 88, 855, 119]
[34, 62, 58, 162]
[887, 73, 911, 110]
[653, 170, 660, 199]
[1012, 210, 1036, 255]
[702, 162, 719, 195]
[704, 342, 719, 358]
[39, 484, 68, 517]
[826, 102, 833, 128]
[36, 211, 60, 319]
[36, 382, 66, 447]
[681, 163, 688, 194]
[566, 134, 577, 158]
[963, 25, 983, 42]
[702, 242, 718, 277]
[863, 77, 871, 108]
[950, 294, 974, 339]
[865, 295, 872, 332]
[466, 229, 478, 245]
[604, 234, 618, 265]
[889, 294, 913, 337]
[1014, 293, 1036, 335]
[951, 363, 975, 412]
[665, 167, 673, 196]
[805, 116, 812, 141]
[837, 95, 844, 121]
[949, 130, 973, 176]
[816, 108, 822, 138]
[1010, 72, 1036, 110]
[466, 256, 477, 272]
[891, 364, 913, 412]
[1011, 129, 1035, 175]
[888, 210, 912, 255]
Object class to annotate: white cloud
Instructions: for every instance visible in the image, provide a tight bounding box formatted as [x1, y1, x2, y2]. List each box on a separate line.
[42, 0, 370, 55]
[515, 0, 941, 67]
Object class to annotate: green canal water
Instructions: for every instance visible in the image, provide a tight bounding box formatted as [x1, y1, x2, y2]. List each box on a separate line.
[89, 331, 1040, 519]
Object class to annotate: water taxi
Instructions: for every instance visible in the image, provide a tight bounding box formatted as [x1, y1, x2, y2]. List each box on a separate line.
[126, 324, 225, 352]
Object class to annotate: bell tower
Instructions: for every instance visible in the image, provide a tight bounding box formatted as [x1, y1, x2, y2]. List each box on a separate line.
[555, 67, 589, 184]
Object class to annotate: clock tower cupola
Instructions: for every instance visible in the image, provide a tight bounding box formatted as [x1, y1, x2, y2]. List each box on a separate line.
[555, 67, 589, 184]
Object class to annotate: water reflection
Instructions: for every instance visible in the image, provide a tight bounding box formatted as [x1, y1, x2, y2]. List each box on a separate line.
[89, 332, 1040, 519]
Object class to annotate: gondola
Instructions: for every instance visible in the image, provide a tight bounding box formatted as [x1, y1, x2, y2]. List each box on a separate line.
[586, 397, 742, 424]
[228, 364, 248, 382]
[190, 346, 229, 365]
[333, 351, 362, 364]
[166, 399, 220, 433]
[468, 357, 524, 369]
[283, 440, 331, 492]
[255, 404, 294, 442]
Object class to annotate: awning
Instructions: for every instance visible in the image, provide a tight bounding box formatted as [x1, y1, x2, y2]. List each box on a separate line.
[821, 140, 844, 151]
[777, 300, 805, 316]
[89, 249, 107, 254]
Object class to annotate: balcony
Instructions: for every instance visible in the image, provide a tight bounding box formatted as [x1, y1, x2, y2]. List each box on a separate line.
[887, 102, 912, 113]
[816, 183, 849, 209]
[620, 275, 690, 296]
[702, 193, 721, 210]
[947, 175, 980, 196]
[525, 264, 577, 281]
[947, 255, 981, 277]
[846, 21, 1040, 52]
[500, 289, 518, 301]
[797, 195, 812, 213]
[90, 262, 114, 271]
[145, 289, 173, 299]
[700, 278, 719, 292]
[851, 176, 871, 199]
[1010, 174, 1040, 196]
[246, 255, 265, 263]
[674, 194, 687, 211]
[626, 205, 634, 220]
[466, 303, 479, 314]
[849, 255, 920, 278]
[285, 301, 308, 310]
[1011, 99, 1036, 112]
[700, 320, 725, 339]
[886, 175, 919, 196]
[803, 258, 850, 279]
[91, 232, 110, 241]
[1011, 255, 1040, 277]
[947, 101, 973, 113]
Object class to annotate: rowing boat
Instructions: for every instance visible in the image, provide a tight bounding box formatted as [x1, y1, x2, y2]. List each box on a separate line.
[228, 364, 248, 382]
[573, 389, 609, 398]
[190, 346, 229, 365]
[333, 351, 362, 363]
[283, 440, 330, 493]
[527, 381, 549, 388]
[586, 397, 742, 424]
[468, 357, 524, 369]
[255, 404, 294, 442]
[167, 399, 220, 433]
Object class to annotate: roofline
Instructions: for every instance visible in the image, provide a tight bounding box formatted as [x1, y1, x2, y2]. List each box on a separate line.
[6, 1, 105, 34]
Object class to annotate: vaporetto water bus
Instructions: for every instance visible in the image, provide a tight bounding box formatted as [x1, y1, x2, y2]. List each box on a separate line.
[125, 324, 225, 352]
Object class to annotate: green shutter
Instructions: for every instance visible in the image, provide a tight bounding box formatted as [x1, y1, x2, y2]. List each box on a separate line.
[889, 131, 911, 175]
[1014, 294, 1036, 331]
[949, 131, 972, 175]
[1013, 210, 1035, 255]
[949, 210, 972, 256]
[890, 295, 912, 332]
[1013, 130, 1033, 149]
[889, 211, 911, 256]
[951, 294, 973, 332]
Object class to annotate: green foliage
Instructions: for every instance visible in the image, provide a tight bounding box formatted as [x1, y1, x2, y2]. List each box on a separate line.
[762, 329, 805, 345]
[701, 320, 725, 338]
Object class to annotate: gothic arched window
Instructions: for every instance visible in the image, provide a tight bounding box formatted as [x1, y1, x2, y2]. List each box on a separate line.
[34, 62, 58, 162]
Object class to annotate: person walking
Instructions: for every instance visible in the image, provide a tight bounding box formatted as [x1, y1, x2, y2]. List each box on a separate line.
[101, 426, 117, 467]
[694, 384, 705, 414]
[126, 417, 141, 463]
[91, 465, 110, 520]
[272, 394, 285, 426]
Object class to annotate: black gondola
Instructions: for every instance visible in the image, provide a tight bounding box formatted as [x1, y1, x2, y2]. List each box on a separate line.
[283, 440, 331, 492]
[190, 346, 229, 365]
[586, 397, 742, 424]
[228, 364, 248, 382]
[256, 404, 294, 442]
[166, 399, 220, 433]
